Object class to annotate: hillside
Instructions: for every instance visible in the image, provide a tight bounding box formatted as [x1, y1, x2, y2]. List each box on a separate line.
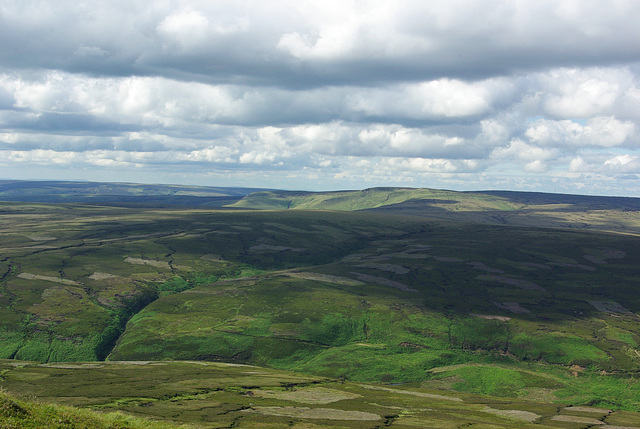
[1, 185, 640, 426]
[230, 187, 640, 235]
[0, 386, 182, 429]
[0, 180, 266, 207]
[1, 199, 640, 414]
[4, 360, 640, 428]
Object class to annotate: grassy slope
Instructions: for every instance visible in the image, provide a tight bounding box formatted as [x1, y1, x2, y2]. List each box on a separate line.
[0, 204, 386, 363]
[229, 187, 640, 235]
[2, 199, 640, 422]
[106, 216, 640, 409]
[0, 387, 185, 429]
[4, 360, 640, 428]
[228, 188, 511, 211]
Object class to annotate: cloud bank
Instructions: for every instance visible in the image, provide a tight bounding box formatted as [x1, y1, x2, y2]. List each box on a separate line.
[1, 0, 639, 195]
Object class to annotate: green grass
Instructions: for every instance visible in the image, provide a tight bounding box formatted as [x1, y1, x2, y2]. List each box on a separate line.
[2, 197, 640, 423]
[5, 360, 640, 428]
[0, 388, 186, 429]
[426, 362, 640, 410]
[228, 187, 519, 212]
[229, 187, 640, 235]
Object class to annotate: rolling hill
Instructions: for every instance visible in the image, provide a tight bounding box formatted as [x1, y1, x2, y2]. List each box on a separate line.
[0, 180, 266, 207]
[1, 182, 640, 427]
[230, 187, 640, 235]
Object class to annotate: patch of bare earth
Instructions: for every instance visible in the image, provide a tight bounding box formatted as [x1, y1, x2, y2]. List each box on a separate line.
[515, 262, 552, 270]
[39, 363, 104, 369]
[24, 235, 56, 241]
[369, 252, 431, 261]
[263, 222, 314, 234]
[349, 272, 418, 292]
[200, 254, 224, 261]
[552, 262, 596, 272]
[605, 426, 640, 429]
[468, 262, 504, 273]
[249, 387, 362, 404]
[584, 248, 627, 265]
[564, 406, 612, 414]
[230, 225, 252, 231]
[344, 250, 431, 262]
[88, 272, 121, 280]
[434, 256, 464, 262]
[359, 385, 463, 402]
[341, 253, 370, 262]
[478, 275, 546, 291]
[41, 287, 84, 299]
[286, 272, 363, 286]
[369, 403, 433, 412]
[250, 244, 306, 252]
[17, 273, 81, 286]
[392, 253, 431, 260]
[242, 406, 380, 421]
[588, 300, 633, 315]
[471, 313, 511, 321]
[491, 301, 531, 314]
[551, 415, 605, 424]
[409, 244, 432, 250]
[355, 263, 410, 274]
[124, 257, 170, 268]
[482, 406, 540, 422]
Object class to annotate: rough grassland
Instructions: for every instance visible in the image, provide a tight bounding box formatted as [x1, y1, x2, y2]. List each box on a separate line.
[230, 187, 640, 235]
[2, 196, 640, 426]
[0, 387, 185, 429]
[4, 360, 640, 428]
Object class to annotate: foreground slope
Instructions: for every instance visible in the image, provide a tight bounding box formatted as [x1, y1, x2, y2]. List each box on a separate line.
[0, 386, 182, 429]
[4, 360, 640, 428]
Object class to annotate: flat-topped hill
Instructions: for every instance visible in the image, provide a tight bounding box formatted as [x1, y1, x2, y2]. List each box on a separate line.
[230, 187, 640, 235]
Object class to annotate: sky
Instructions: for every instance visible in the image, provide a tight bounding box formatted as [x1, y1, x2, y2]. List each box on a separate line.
[1, 1, 639, 196]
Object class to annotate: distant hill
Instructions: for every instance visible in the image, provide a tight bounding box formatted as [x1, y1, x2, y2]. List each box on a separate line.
[0, 180, 268, 207]
[228, 187, 522, 211]
[229, 187, 640, 235]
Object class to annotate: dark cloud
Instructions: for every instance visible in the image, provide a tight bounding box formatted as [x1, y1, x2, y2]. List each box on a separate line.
[0, 1, 639, 196]
[2, 1, 639, 87]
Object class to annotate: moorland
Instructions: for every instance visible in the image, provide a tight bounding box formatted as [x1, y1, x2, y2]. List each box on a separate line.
[1, 181, 640, 428]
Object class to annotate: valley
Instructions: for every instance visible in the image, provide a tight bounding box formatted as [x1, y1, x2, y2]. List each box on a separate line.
[1, 184, 640, 427]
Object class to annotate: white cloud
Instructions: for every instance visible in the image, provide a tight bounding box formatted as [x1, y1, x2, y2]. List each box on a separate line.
[604, 154, 640, 172]
[346, 79, 509, 119]
[538, 67, 640, 119]
[545, 75, 621, 118]
[525, 117, 636, 148]
[1, 1, 640, 196]
[490, 139, 561, 168]
[569, 153, 640, 175]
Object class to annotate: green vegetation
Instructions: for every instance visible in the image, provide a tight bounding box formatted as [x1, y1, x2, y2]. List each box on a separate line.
[228, 187, 517, 211]
[1, 184, 640, 426]
[0, 387, 185, 429]
[4, 360, 640, 428]
[230, 187, 640, 235]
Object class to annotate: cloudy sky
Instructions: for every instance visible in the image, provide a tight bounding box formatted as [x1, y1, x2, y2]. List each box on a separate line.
[1, 1, 639, 195]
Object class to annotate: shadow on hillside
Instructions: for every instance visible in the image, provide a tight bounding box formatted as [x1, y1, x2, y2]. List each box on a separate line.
[364, 198, 640, 235]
